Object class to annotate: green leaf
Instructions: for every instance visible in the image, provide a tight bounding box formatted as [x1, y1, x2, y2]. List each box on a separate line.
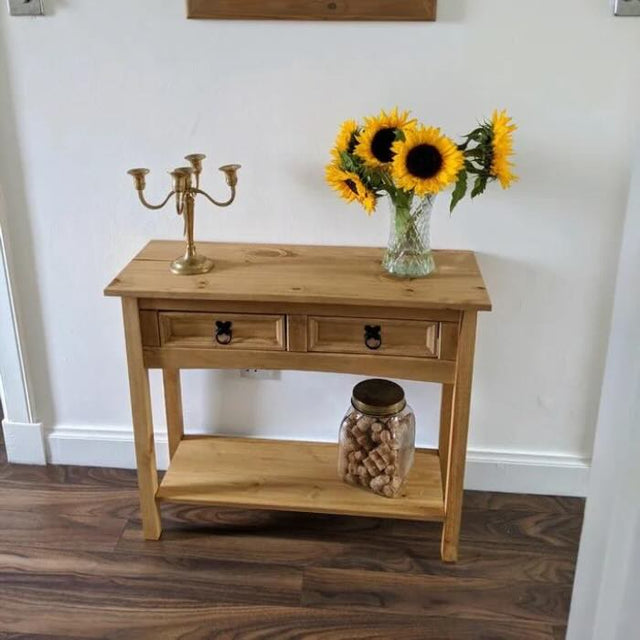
[450, 170, 468, 213]
[394, 129, 406, 142]
[471, 174, 488, 198]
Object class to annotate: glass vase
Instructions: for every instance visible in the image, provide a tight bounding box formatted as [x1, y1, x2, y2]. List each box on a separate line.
[382, 194, 436, 277]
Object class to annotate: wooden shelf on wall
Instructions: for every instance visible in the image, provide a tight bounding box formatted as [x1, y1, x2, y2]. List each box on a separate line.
[186, 0, 437, 22]
[157, 435, 445, 521]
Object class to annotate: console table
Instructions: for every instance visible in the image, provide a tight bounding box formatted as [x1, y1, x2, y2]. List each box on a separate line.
[105, 240, 491, 562]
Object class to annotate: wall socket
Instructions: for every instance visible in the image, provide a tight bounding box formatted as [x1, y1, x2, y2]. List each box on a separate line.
[7, 0, 44, 16]
[614, 0, 640, 16]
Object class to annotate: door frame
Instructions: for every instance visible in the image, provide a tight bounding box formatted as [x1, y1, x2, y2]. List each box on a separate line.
[567, 148, 640, 638]
[0, 186, 46, 464]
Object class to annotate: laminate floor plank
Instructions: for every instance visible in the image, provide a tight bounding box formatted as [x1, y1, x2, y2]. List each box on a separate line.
[302, 567, 571, 625]
[0, 598, 556, 640]
[463, 491, 585, 514]
[140, 501, 583, 551]
[0, 461, 139, 489]
[0, 439, 581, 639]
[0, 546, 301, 608]
[0, 634, 89, 640]
[0, 486, 139, 519]
[0, 509, 127, 552]
[118, 520, 576, 584]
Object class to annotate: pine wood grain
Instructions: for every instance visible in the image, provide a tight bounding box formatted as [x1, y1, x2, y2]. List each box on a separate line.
[187, 0, 437, 22]
[158, 311, 286, 351]
[308, 315, 438, 357]
[122, 297, 162, 540]
[142, 345, 457, 382]
[441, 310, 477, 561]
[162, 368, 184, 459]
[139, 297, 461, 322]
[156, 436, 445, 521]
[105, 241, 491, 312]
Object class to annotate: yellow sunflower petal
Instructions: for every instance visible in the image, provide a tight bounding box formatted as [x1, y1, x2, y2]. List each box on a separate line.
[325, 163, 377, 214]
[354, 108, 416, 169]
[490, 110, 518, 189]
[391, 126, 464, 196]
[331, 119, 359, 163]
[325, 164, 359, 203]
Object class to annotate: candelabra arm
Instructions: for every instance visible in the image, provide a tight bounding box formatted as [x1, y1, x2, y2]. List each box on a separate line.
[193, 187, 236, 208]
[137, 190, 175, 211]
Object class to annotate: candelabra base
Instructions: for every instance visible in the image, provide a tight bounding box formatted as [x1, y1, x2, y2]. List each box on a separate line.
[170, 252, 214, 275]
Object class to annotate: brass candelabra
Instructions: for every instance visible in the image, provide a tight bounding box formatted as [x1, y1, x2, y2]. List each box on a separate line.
[127, 154, 240, 275]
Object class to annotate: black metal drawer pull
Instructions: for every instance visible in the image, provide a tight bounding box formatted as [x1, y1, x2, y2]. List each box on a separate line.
[364, 324, 382, 350]
[215, 320, 233, 345]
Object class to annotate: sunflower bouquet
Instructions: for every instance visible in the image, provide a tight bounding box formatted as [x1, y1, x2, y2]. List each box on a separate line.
[325, 108, 517, 276]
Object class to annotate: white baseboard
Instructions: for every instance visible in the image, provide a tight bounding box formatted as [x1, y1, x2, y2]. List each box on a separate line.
[465, 449, 589, 497]
[45, 426, 590, 498]
[2, 419, 46, 465]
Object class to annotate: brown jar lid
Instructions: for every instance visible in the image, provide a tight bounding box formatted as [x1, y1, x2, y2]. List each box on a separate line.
[351, 378, 406, 416]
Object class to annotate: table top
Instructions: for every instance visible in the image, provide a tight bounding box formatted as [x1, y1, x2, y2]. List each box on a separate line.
[104, 240, 491, 312]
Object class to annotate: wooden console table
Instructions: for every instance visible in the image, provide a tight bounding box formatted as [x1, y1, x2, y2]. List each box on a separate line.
[105, 240, 491, 562]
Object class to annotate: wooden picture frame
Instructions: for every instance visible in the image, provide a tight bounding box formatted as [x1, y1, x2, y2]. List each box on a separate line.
[186, 0, 437, 21]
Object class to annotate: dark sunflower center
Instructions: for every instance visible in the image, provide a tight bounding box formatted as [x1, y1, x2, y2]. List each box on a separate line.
[406, 144, 443, 179]
[371, 128, 397, 163]
[344, 179, 359, 195]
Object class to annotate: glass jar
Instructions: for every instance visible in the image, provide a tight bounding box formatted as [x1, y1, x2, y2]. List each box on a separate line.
[338, 378, 416, 498]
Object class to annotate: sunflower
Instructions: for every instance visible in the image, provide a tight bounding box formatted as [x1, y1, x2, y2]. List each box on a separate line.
[490, 110, 518, 188]
[355, 108, 415, 169]
[325, 164, 377, 214]
[357, 184, 377, 215]
[331, 119, 359, 163]
[391, 126, 464, 196]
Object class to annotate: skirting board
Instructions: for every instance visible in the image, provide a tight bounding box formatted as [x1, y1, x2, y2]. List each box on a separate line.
[46, 426, 590, 497]
[2, 420, 46, 465]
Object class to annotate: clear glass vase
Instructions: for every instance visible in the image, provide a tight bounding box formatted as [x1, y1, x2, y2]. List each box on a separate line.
[382, 194, 436, 277]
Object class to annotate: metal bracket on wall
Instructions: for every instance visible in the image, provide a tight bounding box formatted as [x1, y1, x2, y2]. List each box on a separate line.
[614, 0, 640, 16]
[7, 0, 44, 16]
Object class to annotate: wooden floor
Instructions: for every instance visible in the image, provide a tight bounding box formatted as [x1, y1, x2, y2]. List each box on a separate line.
[0, 436, 583, 639]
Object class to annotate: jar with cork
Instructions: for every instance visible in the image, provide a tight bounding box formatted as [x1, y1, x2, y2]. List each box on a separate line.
[338, 378, 416, 498]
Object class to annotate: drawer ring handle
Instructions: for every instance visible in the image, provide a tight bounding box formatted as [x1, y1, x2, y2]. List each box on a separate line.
[364, 324, 382, 350]
[215, 320, 233, 345]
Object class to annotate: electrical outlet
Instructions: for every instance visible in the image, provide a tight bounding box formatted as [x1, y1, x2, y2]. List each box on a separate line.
[7, 0, 44, 16]
[614, 0, 640, 16]
[240, 369, 281, 381]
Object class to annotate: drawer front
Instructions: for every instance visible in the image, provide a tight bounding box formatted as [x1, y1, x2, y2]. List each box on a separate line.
[308, 316, 438, 358]
[159, 312, 286, 351]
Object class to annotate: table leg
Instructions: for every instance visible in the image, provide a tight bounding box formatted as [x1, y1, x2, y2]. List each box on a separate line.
[441, 311, 477, 562]
[122, 297, 162, 540]
[438, 383, 454, 487]
[163, 368, 184, 459]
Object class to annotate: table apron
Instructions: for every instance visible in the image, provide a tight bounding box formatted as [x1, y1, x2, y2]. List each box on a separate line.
[143, 347, 456, 384]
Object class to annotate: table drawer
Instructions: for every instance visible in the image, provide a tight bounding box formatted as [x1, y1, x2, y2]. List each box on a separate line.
[158, 312, 286, 351]
[308, 316, 438, 358]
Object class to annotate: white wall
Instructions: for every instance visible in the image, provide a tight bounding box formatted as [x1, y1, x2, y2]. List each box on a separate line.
[1, 1, 638, 491]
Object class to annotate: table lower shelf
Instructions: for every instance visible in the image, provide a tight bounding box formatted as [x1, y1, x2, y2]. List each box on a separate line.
[156, 435, 445, 521]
